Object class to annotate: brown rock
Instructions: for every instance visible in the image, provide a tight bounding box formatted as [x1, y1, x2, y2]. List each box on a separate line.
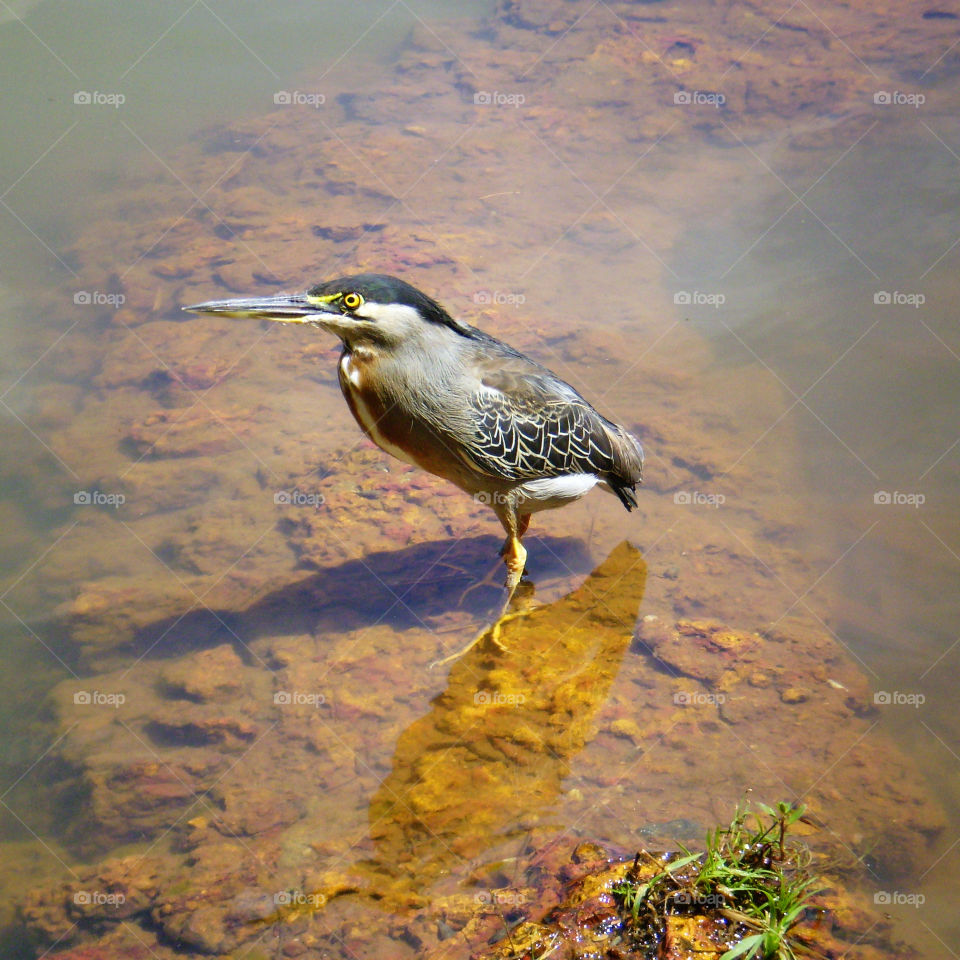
[160, 903, 228, 954]
[20, 856, 168, 944]
[212, 261, 257, 292]
[146, 712, 259, 748]
[570, 841, 608, 863]
[159, 644, 246, 702]
[661, 914, 730, 959]
[124, 406, 260, 458]
[609, 717, 645, 745]
[209, 782, 305, 836]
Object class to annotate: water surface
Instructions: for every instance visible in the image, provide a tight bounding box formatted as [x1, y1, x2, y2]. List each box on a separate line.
[2, 1, 958, 957]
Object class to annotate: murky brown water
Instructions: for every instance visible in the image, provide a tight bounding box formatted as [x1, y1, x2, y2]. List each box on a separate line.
[2, 0, 959, 957]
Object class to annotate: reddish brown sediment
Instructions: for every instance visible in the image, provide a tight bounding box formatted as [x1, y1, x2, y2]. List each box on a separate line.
[17, 545, 941, 958]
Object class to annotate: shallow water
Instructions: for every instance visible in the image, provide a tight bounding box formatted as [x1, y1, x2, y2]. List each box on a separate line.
[2, 0, 959, 957]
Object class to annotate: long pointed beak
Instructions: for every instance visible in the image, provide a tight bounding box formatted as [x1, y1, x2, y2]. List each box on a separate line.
[182, 293, 335, 323]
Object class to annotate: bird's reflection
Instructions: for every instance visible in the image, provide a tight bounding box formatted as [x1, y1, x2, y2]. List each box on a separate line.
[310, 540, 647, 911]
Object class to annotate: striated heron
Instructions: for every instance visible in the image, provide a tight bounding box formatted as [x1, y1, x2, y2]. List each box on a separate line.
[184, 274, 644, 608]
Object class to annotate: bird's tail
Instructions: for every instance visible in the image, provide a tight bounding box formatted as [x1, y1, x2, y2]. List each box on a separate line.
[612, 482, 639, 510]
[604, 424, 644, 511]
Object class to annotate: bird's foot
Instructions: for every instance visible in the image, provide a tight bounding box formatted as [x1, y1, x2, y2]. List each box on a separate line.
[428, 580, 535, 669]
[430, 536, 532, 669]
[459, 533, 529, 607]
[484, 606, 532, 652]
[502, 536, 527, 594]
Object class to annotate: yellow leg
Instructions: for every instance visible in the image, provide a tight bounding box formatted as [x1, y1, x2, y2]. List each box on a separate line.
[427, 511, 532, 669]
[517, 512, 531, 539]
[502, 535, 527, 599]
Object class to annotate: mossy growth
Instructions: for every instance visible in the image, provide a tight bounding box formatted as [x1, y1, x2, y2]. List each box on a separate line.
[614, 801, 822, 960]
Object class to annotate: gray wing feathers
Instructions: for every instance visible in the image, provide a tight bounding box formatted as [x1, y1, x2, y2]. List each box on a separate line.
[459, 385, 644, 492]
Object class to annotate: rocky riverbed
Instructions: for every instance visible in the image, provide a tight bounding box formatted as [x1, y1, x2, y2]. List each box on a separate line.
[4, 0, 957, 956]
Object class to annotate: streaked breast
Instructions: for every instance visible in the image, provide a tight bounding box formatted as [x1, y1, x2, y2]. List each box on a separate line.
[338, 353, 419, 468]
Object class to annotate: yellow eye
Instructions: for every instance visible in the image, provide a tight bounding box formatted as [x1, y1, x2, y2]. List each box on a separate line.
[342, 292, 363, 310]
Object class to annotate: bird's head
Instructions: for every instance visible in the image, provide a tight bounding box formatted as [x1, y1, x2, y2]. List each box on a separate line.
[183, 273, 475, 350]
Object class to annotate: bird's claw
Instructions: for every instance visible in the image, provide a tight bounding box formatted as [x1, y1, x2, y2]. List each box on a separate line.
[429, 582, 535, 669]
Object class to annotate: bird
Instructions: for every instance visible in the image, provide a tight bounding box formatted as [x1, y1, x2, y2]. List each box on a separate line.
[184, 273, 644, 614]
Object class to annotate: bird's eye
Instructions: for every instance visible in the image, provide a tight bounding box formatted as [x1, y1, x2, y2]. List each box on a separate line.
[342, 292, 363, 310]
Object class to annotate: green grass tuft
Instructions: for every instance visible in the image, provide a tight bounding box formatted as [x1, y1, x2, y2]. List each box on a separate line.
[614, 801, 822, 960]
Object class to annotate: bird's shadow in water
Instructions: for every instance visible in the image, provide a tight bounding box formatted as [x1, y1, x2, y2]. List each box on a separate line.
[245, 540, 648, 930]
[129, 533, 595, 662]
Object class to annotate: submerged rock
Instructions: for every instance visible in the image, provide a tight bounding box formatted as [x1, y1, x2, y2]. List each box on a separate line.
[159, 644, 247, 703]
